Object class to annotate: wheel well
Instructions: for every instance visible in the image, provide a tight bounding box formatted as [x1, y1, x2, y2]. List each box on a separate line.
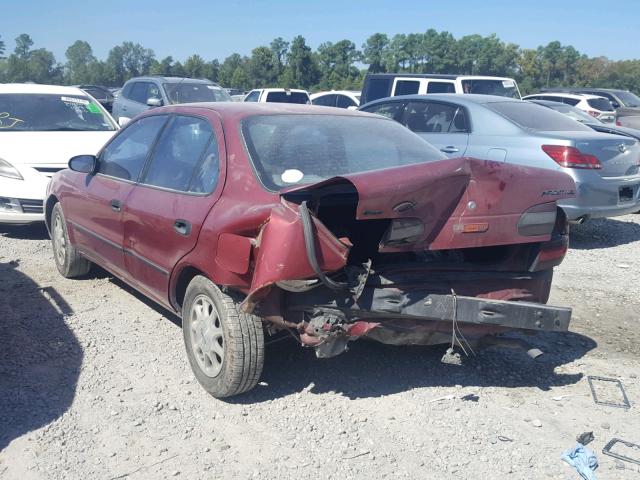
[45, 195, 59, 231]
[174, 266, 206, 311]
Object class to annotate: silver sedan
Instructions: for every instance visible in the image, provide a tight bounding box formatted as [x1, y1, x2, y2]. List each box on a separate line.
[360, 94, 640, 222]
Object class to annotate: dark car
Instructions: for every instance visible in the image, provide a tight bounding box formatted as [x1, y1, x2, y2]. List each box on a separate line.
[45, 103, 575, 398]
[79, 85, 114, 113]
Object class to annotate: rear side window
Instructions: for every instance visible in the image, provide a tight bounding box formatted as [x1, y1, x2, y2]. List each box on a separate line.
[394, 80, 420, 96]
[99, 115, 168, 181]
[336, 95, 357, 108]
[562, 97, 580, 106]
[265, 91, 309, 104]
[587, 98, 614, 111]
[402, 102, 462, 133]
[488, 102, 591, 132]
[361, 102, 404, 120]
[427, 82, 455, 94]
[143, 115, 216, 193]
[364, 77, 392, 103]
[313, 94, 336, 107]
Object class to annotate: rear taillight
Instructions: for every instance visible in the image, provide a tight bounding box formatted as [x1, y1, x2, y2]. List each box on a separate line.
[541, 145, 602, 170]
[616, 120, 622, 127]
[530, 237, 569, 271]
[518, 203, 557, 236]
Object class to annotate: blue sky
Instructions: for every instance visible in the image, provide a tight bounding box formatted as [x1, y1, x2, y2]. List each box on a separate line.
[1, 0, 638, 63]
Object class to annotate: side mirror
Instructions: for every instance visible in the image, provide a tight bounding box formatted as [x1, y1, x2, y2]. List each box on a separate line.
[147, 97, 163, 107]
[69, 155, 97, 174]
[118, 116, 130, 127]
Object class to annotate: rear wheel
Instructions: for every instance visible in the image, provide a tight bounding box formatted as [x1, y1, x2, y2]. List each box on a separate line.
[51, 203, 91, 278]
[182, 276, 264, 398]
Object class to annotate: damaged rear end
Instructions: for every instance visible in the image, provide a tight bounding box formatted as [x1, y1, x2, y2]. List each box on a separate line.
[244, 156, 575, 358]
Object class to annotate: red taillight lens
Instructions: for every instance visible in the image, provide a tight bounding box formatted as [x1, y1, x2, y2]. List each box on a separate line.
[616, 121, 622, 127]
[541, 145, 602, 170]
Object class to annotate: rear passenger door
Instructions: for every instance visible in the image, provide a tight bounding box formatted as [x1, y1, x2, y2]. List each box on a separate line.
[401, 101, 470, 157]
[122, 113, 226, 306]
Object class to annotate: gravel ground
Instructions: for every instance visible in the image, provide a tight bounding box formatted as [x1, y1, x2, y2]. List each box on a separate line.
[1, 215, 640, 479]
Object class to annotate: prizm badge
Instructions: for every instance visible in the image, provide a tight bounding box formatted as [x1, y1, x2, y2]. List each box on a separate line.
[541, 189, 575, 197]
[618, 144, 627, 154]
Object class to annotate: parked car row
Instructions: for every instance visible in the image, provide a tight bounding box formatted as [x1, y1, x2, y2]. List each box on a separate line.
[2, 73, 640, 399]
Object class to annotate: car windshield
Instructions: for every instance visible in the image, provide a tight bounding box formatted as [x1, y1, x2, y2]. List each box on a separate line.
[264, 91, 310, 104]
[546, 103, 602, 124]
[615, 91, 640, 107]
[461, 79, 519, 98]
[242, 114, 446, 190]
[488, 101, 592, 132]
[0, 93, 116, 132]
[163, 83, 232, 104]
[587, 98, 614, 112]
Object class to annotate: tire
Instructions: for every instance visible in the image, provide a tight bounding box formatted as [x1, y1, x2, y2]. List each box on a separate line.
[182, 276, 264, 398]
[51, 203, 91, 278]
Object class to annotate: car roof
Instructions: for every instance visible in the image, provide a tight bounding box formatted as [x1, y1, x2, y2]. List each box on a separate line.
[524, 92, 606, 100]
[126, 76, 214, 84]
[150, 101, 378, 121]
[0, 83, 89, 96]
[252, 88, 309, 93]
[311, 90, 360, 97]
[364, 73, 515, 81]
[362, 93, 523, 108]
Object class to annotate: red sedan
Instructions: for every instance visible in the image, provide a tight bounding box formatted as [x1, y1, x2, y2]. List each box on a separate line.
[46, 103, 576, 398]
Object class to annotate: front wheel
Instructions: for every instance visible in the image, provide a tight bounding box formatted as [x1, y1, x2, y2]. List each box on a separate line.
[51, 203, 91, 278]
[182, 276, 264, 398]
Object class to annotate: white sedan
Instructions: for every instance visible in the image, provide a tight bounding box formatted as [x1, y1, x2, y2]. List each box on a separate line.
[0, 84, 118, 224]
[311, 90, 361, 109]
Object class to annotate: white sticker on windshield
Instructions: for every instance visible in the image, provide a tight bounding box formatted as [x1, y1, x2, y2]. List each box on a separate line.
[502, 80, 515, 88]
[281, 169, 304, 184]
[61, 96, 89, 105]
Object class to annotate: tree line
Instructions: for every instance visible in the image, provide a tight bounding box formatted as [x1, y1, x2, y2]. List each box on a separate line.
[1, 30, 639, 95]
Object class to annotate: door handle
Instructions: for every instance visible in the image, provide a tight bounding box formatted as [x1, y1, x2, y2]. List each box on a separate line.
[440, 146, 459, 154]
[174, 219, 191, 236]
[111, 199, 122, 212]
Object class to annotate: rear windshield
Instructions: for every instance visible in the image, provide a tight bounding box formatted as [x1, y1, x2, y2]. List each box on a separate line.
[615, 91, 640, 107]
[242, 114, 446, 190]
[488, 101, 592, 132]
[462, 79, 519, 98]
[163, 83, 232, 104]
[0, 93, 116, 132]
[587, 98, 614, 112]
[264, 91, 310, 104]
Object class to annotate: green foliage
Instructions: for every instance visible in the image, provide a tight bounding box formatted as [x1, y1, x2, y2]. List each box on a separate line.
[1, 30, 639, 95]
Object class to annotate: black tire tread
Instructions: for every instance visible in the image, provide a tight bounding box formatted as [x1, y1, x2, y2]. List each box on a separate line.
[183, 276, 264, 398]
[51, 203, 91, 278]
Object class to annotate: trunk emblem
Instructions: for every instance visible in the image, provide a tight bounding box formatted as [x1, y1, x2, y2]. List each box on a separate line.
[467, 201, 477, 210]
[618, 144, 627, 153]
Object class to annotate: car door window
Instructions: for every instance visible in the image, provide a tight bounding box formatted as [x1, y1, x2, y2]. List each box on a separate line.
[129, 82, 150, 104]
[449, 108, 469, 133]
[142, 115, 216, 192]
[336, 95, 357, 108]
[427, 82, 455, 94]
[362, 102, 405, 120]
[244, 91, 260, 102]
[147, 83, 161, 101]
[394, 80, 420, 96]
[403, 102, 457, 133]
[99, 115, 168, 181]
[313, 94, 336, 107]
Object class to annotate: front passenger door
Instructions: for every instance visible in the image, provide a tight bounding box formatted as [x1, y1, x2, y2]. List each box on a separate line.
[66, 115, 168, 277]
[400, 101, 470, 158]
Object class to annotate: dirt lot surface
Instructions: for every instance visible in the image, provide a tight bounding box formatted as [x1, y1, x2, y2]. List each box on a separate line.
[1, 216, 640, 479]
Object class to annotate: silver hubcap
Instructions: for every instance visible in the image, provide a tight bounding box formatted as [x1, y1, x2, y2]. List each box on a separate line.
[189, 295, 225, 377]
[53, 214, 66, 266]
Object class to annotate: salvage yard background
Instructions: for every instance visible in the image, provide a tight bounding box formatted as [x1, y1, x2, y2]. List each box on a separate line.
[1, 216, 639, 479]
